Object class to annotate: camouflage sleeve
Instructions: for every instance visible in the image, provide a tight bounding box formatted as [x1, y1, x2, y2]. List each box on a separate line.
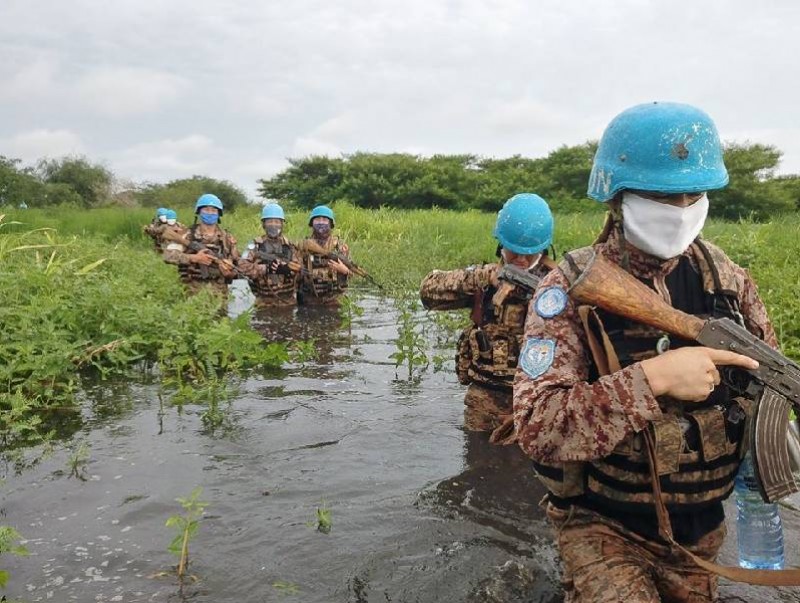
[735, 265, 778, 349]
[227, 234, 240, 262]
[237, 252, 265, 279]
[162, 245, 191, 266]
[513, 269, 663, 463]
[143, 223, 162, 239]
[419, 264, 497, 311]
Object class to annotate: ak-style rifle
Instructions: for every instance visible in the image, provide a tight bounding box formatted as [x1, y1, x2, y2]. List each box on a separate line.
[564, 250, 800, 504]
[301, 239, 383, 290]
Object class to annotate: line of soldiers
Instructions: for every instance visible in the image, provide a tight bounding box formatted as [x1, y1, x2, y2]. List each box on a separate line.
[421, 102, 790, 601]
[144, 195, 355, 306]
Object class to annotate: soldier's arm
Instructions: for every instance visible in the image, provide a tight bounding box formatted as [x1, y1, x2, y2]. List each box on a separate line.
[163, 243, 192, 266]
[735, 266, 778, 349]
[419, 264, 497, 310]
[237, 246, 266, 278]
[513, 269, 663, 464]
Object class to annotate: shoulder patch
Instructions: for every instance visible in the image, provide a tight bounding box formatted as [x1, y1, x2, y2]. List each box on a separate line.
[520, 338, 556, 379]
[535, 286, 568, 318]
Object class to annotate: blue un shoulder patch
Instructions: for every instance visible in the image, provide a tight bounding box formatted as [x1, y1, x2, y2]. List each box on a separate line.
[520, 338, 556, 379]
[535, 286, 568, 318]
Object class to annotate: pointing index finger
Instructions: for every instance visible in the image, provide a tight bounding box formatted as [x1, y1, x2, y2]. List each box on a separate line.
[706, 348, 759, 370]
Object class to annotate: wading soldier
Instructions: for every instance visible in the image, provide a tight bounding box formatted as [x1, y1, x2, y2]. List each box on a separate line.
[297, 205, 352, 306]
[420, 193, 554, 442]
[513, 102, 775, 602]
[163, 194, 239, 295]
[239, 203, 301, 307]
[143, 207, 169, 252]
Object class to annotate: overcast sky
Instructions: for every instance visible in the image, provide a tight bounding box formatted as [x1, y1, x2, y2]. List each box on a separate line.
[2, 0, 799, 200]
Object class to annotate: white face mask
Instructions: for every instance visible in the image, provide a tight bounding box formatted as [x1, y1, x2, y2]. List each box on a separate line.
[166, 218, 176, 226]
[621, 193, 709, 260]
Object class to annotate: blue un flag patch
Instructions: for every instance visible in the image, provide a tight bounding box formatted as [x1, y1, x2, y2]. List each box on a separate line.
[519, 338, 556, 379]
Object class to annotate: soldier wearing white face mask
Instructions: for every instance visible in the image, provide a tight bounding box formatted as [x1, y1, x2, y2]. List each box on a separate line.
[514, 102, 776, 602]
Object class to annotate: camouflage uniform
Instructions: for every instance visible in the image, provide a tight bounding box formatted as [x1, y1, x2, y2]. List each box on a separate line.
[144, 222, 187, 253]
[513, 228, 777, 602]
[297, 235, 351, 306]
[238, 235, 301, 307]
[421, 261, 549, 433]
[163, 223, 239, 295]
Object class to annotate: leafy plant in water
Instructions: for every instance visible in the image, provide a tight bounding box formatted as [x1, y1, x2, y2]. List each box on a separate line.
[0, 393, 55, 477]
[273, 580, 300, 595]
[308, 502, 332, 534]
[166, 487, 208, 581]
[289, 339, 317, 365]
[0, 525, 28, 589]
[67, 440, 90, 480]
[390, 296, 429, 380]
[337, 294, 364, 331]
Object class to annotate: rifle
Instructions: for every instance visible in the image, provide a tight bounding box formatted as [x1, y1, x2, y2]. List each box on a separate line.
[254, 251, 303, 275]
[565, 250, 800, 504]
[496, 264, 543, 297]
[301, 239, 383, 290]
[184, 240, 246, 279]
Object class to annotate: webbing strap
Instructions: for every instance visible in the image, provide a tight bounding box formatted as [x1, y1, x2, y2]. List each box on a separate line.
[643, 429, 800, 586]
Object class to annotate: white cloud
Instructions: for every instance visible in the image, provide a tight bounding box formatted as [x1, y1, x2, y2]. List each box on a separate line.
[291, 136, 343, 158]
[0, 58, 58, 101]
[114, 135, 215, 176]
[1, 129, 85, 160]
[75, 67, 188, 117]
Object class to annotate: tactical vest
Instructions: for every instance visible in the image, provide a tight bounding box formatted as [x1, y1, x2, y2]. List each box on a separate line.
[534, 240, 751, 515]
[301, 236, 348, 299]
[248, 236, 297, 302]
[178, 225, 234, 284]
[455, 275, 531, 389]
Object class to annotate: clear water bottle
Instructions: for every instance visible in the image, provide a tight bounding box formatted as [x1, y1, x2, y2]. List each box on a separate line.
[735, 454, 785, 569]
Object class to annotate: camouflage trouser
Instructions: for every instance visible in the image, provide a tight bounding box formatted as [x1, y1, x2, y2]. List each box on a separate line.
[547, 504, 724, 603]
[463, 383, 511, 432]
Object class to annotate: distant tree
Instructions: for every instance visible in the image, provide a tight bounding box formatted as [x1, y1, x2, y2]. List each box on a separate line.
[713, 143, 796, 220]
[37, 156, 113, 207]
[258, 156, 345, 209]
[136, 176, 248, 212]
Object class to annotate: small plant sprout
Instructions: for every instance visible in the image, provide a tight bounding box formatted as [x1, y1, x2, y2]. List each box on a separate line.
[166, 487, 208, 581]
[390, 296, 429, 380]
[67, 440, 90, 480]
[307, 502, 332, 534]
[337, 294, 364, 331]
[273, 580, 300, 595]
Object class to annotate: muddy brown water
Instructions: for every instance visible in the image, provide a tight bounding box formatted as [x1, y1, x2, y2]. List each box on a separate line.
[2, 288, 799, 602]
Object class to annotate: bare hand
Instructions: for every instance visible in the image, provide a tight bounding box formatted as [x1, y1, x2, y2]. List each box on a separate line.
[193, 249, 214, 266]
[329, 259, 350, 276]
[218, 259, 235, 279]
[640, 346, 759, 402]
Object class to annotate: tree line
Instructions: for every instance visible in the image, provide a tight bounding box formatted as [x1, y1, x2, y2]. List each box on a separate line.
[2, 141, 799, 220]
[259, 142, 800, 220]
[0, 156, 248, 212]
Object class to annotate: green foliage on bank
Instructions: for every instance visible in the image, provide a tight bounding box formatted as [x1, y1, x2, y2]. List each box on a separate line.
[0, 214, 288, 416]
[259, 143, 800, 220]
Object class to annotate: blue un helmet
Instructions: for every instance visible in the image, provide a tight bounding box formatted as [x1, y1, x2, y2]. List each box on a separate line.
[587, 102, 729, 202]
[195, 193, 224, 215]
[308, 205, 335, 227]
[165, 209, 178, 220]
[156, 207, 169, 217]
[493, 193, 554, 255]
[261, 203, 285, 221]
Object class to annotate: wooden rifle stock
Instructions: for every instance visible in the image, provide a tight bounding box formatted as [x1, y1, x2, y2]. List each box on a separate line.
[567, 251, 705, 341]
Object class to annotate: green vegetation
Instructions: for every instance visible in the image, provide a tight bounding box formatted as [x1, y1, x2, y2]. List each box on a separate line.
[0, 526, 28, 589]
[310, 503, 332, 534]
[67, 440, 90, 481]
[390, 296, 429, 380]
[166, 487, 209, 581]
[259, 144, 800, 218]
[135, 175, 248, 212]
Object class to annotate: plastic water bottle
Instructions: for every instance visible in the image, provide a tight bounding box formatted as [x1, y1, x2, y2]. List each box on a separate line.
[735, 454, 785, 569]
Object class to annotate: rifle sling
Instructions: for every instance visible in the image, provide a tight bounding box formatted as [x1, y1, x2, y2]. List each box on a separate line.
[579, 307, 800, 585]
[643, 428, 800, 585]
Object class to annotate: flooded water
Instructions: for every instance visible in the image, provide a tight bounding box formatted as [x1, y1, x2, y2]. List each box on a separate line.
[2, 289, 800, 602]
